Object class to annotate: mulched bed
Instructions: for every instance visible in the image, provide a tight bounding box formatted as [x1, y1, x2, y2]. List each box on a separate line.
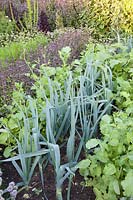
[0, 46, 45, 104]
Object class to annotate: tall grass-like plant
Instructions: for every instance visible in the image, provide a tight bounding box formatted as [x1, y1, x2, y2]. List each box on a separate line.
[33, 0, 38, 28]
[26, 0, 32, 29]
[25, 0, 38, 30]
[9, 2, 21, 32]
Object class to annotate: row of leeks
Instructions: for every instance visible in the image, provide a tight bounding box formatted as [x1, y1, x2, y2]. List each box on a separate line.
[1, 61, 113, 200]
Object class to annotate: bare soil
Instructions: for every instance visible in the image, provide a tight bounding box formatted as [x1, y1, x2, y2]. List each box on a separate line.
[1, 160, 95, 200]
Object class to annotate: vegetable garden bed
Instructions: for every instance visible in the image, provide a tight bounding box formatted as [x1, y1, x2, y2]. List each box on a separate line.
[0, 1, 133, 200]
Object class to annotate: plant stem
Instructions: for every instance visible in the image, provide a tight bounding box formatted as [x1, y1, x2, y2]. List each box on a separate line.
[56, 187, 63, 200]
[67, 175, 73, 200]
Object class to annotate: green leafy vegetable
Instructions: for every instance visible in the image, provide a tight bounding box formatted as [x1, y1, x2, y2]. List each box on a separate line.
[78, 111, 133, 199]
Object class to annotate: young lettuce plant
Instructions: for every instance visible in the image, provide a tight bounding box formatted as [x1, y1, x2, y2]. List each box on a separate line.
[58, 46, 71, 67]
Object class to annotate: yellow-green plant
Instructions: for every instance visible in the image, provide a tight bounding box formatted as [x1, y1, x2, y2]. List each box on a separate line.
[26, 0, 32, 28]
[25, 0, 38, 30]
[55, 10, 64, 29]
[79, 0, 133, 36]
[119, 0, 133, 33]
[9, 0, 39, 31]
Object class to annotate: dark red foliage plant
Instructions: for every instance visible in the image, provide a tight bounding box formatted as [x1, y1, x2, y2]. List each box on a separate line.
[38, 10, 51, 33]
[44, 28, 91, 67]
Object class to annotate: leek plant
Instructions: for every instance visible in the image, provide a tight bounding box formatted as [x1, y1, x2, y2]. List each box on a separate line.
[38, 61, 113, 199]
[1, 97, 49, 186]
[45, 97, 77, 200]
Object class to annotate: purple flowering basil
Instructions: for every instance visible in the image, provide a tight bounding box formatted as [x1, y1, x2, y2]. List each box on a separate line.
[9, 182, 15, 187]
[6, 185, 14, 192]
[10, 190, 17, 198]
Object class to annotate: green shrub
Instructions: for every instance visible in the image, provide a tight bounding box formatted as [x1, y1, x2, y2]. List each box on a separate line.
[79, 0, 133, 37]
[55, 0, 86, 28]
[78, 111, 133, 200]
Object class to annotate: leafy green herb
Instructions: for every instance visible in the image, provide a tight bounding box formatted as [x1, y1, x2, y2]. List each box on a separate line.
[78, 111, 133, 199]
